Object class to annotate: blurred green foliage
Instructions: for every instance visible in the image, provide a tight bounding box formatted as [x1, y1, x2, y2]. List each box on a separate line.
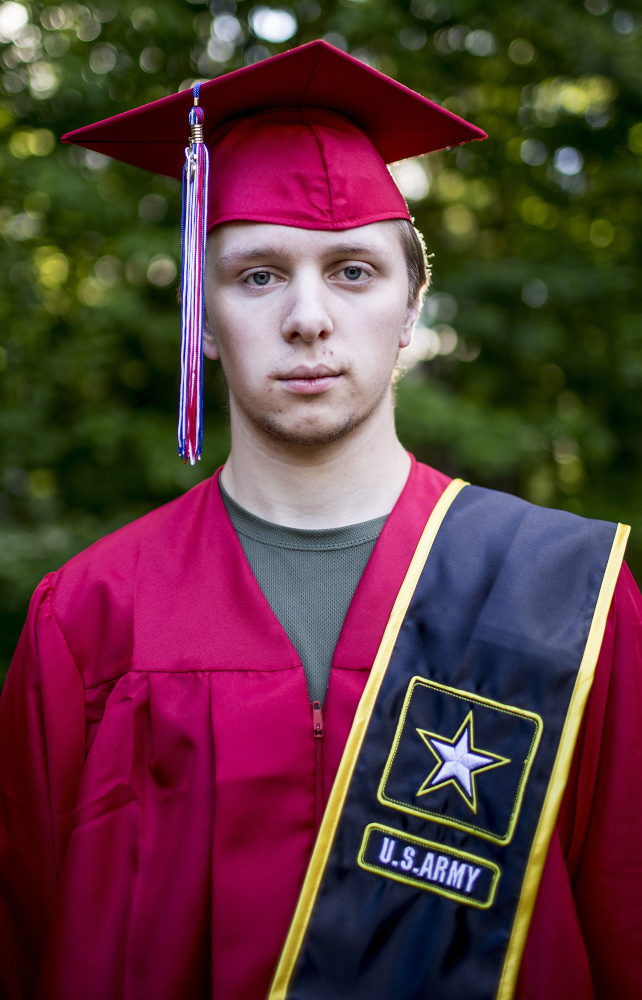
[1, 0, 641, 680]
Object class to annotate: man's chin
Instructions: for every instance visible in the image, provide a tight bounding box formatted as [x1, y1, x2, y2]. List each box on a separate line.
[250, 411, 366, 448]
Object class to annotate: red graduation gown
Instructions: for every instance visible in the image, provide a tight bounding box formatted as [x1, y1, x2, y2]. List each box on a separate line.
[1, 458, 641, 999]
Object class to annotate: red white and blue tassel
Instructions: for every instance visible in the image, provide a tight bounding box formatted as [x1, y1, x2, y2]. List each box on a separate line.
[179, 84, 209, 464]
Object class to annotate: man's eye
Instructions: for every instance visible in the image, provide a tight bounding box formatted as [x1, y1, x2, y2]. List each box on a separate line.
[343, 266, 364, 281]
[247, 271, 272, 286]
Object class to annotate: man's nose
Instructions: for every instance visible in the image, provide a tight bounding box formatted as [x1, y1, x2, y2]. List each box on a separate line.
[280, 276, 334, 343]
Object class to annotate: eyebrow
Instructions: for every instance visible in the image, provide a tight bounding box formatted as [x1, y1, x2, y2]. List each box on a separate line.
[216, 246, 287, 268]
[215, 242, 395, 269]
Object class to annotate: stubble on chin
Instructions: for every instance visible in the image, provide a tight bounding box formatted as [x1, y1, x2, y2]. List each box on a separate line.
[239, 381, 391, 448]
[248, 409, 364, 447]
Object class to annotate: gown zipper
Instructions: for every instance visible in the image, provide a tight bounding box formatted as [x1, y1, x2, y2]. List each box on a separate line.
[312, 700, 324, 837]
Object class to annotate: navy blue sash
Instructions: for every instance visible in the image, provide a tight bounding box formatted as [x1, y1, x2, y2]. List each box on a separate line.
[270, 481, 628, 1000]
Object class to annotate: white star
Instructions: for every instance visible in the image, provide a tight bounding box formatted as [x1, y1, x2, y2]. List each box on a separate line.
[416, 712, 509, 812]
[428, 727, 494, 797]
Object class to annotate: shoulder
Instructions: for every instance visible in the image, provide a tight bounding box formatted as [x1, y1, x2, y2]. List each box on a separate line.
[456, 482, 622, 560]
[400, 461, 622, 595]
[54, 477, 215, 586]
[413, 460, 618, 545]
[42, 476, 222, 681]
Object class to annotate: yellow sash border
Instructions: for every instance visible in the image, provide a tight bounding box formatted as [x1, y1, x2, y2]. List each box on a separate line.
[268, 477, 469, 1000]
[496, 521, 630, 1000]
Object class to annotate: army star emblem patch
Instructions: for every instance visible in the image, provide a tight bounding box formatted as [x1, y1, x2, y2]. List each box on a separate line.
[416, 711, 509, 813]
[378, 677, 543, 843]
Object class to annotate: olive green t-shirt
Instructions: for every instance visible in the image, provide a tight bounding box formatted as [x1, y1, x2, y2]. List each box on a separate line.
[219, 481, 387, 705]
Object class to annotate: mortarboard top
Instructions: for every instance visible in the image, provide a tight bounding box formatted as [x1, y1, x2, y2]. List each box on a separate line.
[62, 40, 486, 463]
[62, 40, 486, 232]
[62, 39, 485, 174]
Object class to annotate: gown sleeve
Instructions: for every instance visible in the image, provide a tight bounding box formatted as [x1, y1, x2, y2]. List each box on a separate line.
[0, 575, 86, 1000]
[570, 561, 642, 996]
[517, 562, 642, 1000]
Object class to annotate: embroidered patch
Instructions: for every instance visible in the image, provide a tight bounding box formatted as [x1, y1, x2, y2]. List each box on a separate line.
[378, 678, 542, 844]
[358, 823, 500, 908]
[416, 709, 510, 811]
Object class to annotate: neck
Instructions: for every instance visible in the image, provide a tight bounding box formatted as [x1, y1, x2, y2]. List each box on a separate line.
[220, 405, 411, 529]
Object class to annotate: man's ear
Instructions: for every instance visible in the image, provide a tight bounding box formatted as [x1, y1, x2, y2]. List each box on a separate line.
[203, 313, 220, 361]
[399, 294, 421, 350]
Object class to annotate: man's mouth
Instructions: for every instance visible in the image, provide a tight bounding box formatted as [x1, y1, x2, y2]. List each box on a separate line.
[277, 365, 342, 395]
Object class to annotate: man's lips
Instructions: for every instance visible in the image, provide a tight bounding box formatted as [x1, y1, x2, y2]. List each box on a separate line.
[280, 365, 340, 379]
[276, 365, 342, 395]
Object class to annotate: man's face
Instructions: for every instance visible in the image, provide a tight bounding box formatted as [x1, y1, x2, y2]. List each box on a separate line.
[203, 220, 418, 448]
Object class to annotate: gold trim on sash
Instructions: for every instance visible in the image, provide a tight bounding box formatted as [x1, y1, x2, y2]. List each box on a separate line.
[496, 521, 630, 1000]
[268, 478, 469, 1000]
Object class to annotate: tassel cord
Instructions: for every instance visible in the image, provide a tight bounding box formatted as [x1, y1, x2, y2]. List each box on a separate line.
[178, 97, 208, 465]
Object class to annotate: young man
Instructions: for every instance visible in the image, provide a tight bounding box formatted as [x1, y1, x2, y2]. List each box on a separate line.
[1, 41, 641, 1000]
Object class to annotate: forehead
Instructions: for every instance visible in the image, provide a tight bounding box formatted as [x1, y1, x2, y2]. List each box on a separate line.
[207, 219, 406, 267]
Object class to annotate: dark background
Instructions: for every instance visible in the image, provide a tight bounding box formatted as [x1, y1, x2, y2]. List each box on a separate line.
[1, 0, 641, 681]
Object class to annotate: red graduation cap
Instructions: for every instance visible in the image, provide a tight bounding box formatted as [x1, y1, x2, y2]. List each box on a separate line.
[63, 39, 485, 231]
[62, 40, 486, 462]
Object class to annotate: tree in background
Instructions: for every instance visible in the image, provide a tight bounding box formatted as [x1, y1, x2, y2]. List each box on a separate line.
[1, 0, 641, 679]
